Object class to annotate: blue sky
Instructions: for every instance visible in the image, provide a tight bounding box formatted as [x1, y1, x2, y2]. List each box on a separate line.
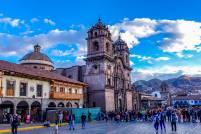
[1, 0, 201, 81]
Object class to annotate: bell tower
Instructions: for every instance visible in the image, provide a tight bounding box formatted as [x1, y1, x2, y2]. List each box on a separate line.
[84, 19, 115, 111]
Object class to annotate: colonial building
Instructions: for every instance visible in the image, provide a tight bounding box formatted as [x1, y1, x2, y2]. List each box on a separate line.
[0, 46, 87, 122]
[56, 19, 134, 112]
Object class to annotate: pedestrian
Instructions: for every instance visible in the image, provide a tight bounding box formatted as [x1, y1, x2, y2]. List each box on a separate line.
[159, 111, 166, 131]
[153, 113, 160, 134]
[88, 112, 91, 122]
[170, 111, 177, 132]
[11, 114, 19, 134]
[69, 114, 75, 130]
[54, 122, 59, 134]
[81, 113, 87, 129]
[58, 112, 63, 127]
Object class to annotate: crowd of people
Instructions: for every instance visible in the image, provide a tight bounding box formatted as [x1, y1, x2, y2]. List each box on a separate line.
[4, 106, 201, 134]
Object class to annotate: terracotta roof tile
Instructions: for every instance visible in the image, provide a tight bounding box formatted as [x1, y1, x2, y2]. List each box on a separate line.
[0, 60, 87, 86]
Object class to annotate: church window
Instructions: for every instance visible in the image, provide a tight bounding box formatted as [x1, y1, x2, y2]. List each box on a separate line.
[106, 42, 110, 52]
[93, 65, 98, 70]
[34, 66, 37, 69]
[94, 32, 98, 37]
[107, 78, 111, 86]
[93, 41, 99, 51]
[126, 55, 129, 63]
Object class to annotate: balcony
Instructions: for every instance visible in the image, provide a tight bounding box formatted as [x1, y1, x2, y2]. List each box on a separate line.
[50, 92, 83, 100]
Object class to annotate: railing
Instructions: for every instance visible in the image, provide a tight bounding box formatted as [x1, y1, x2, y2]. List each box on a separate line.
[49, 92, 83, 100]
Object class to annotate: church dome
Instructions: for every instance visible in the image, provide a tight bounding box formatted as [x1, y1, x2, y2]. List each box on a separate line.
[19, 44, 54, 70]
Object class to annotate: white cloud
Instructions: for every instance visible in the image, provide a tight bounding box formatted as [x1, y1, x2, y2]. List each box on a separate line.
[0, 17, 24, 27]
[52, 48, 75, 57]
[110, 18, 201, 54]
[130, 54, 170, 63]
[30, 18, 39, 23]
[0, 27, 87, 60]
[44, 18, 56, 26]
[155, 57, 170, 61]
[133, 65, 201, 81]
[109, 18, 158, 48]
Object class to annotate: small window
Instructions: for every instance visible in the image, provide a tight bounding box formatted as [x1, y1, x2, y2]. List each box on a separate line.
[69, 88, 72, 94]
[93, 65, 98, 70]
[60, 87, 65, 93]
[107, 78, 111, 86]
[36, 85, 43, 97]
[34, 66, 37, 69]
[20, 82, 27, 96]
[93, 41, 99, 51]
[106, 42, 110, 52]
[94, 32, 98, 37]
[75, 89, 78, 94]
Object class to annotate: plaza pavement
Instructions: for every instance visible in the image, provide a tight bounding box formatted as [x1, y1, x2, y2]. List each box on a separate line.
[2, 121, 201, 134]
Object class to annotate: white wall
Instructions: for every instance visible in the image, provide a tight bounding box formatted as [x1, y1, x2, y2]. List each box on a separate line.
[2, 75, 50, 98]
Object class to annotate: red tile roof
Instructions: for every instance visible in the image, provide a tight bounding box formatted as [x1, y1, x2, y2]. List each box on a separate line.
[0, 60, 87, 86]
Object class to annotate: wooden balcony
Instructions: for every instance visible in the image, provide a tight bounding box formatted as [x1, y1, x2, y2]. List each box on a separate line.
[50, 92, 83, 100]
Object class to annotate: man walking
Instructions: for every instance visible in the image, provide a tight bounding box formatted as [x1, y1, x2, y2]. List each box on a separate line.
[153, 113, 160, 134]
[81, 113, 87, 129]
[159, 111, 166, 131]
[11, 114, 19, 134]
[69, 113, 75, 130]
[171, 111, 177, 132]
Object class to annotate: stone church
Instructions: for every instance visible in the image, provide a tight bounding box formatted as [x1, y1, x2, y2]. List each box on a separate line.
[56, 19, 134, 112]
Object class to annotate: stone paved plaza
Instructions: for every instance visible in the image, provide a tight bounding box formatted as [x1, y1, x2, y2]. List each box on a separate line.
[14, 121, 201, 134]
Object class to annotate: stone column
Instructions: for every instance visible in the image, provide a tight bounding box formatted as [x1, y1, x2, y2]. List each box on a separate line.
[13, 105, 17, 115]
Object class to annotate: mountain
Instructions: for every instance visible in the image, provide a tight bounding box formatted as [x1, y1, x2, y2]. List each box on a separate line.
[134, 75, 201, 93]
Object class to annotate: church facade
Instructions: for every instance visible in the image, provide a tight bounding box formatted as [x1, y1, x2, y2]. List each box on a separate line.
[56, 19, 134, 112]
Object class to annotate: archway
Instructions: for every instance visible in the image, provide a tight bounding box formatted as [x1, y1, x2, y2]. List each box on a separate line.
[58, 102, 64, 107]
[66, 102, 72, 108]
[0, 101, 14, 123]
[31, 101, 41, 122]
[74, 102, 79, 108]
[48, 102, 56, 108]
[17, 101, 29, 122]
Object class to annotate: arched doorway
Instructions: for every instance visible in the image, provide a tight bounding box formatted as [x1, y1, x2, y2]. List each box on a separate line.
[17, 101, 29, 122]
[0, 101, 14, 123]
[66, 102, 72, 108]
[74, 102, 79, 108]
[48, 102, 56, 108]
[58, 102, 64, 107]
[31, 101, 41, 122]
